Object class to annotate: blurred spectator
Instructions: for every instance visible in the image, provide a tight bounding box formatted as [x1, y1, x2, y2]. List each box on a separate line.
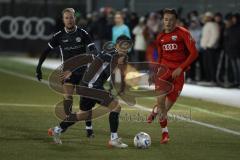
[213, 12, 225, 84]
[189, 20, 201, 50]
[224, 13, 240, 86]
[82, 8, 240, 88]
[177, 18, 188, 28]
[132, 17, 147, 62]
[76, 14, 88, 29]
[111, 11, 131, 91]
[88, 9, 113, 51]
[129, 12, 139, 37]
[200, 12, 220, 83]
[214, 12, 225, 50]
[187, 10, 199, 23]
[112, 11, 131, 43]
[187, 19, 202, 82]
[143, 12, 161, 63]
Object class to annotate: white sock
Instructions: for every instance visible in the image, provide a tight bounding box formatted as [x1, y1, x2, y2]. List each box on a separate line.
[111, 132, 118, 140]
[54, 126, 63, 133]
[86, 126, 93, 130]
[162, 127, 168, 133]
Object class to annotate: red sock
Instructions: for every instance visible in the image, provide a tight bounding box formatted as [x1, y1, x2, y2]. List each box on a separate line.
[159, 118, 168, 128]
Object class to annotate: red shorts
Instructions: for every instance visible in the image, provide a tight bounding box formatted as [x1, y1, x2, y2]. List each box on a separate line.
[155, 68, 184, 102]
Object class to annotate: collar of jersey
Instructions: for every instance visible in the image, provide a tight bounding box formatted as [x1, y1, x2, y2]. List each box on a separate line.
[64, 25, 77, 34]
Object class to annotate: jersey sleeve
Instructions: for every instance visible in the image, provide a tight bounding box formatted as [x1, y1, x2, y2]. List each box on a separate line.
[48, 32, 60, 49]
[97, 52, 112, 63]
[81, 29, 98, 55]
[179, 30, 199, 70]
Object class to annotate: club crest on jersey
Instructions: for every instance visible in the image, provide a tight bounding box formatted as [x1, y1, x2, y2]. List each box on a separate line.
[62, 39, 69, 43]
[171, 35, 177, 41]
[76, 37, 81, 42]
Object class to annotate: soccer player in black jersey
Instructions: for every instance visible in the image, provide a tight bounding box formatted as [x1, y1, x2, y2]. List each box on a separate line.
[36, 8, 97, 137]
[48, 35, 131, 148]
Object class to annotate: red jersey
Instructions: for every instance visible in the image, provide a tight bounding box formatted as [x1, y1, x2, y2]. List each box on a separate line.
[156, 26, 198, 70]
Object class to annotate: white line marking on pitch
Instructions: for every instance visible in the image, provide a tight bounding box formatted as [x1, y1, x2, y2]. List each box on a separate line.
[0, 102, 136, 111]
[1, 68, 240, 136]
[145, 97, 240, 121]
[0, 103, 52, 107]
[131, 103, 240, 136]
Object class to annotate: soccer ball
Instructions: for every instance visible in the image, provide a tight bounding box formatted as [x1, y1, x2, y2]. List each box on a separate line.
[134, 132, 151, 149]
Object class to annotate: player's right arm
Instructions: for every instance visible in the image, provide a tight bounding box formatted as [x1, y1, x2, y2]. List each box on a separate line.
[36, 32, 60, 81]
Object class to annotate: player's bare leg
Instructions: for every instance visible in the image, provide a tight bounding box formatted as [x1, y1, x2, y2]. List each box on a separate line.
[51, 99, 127, 148]
[154, 96, 171, 144]
[73, 100, 127, 148]
[48, 83, 75, 144]
[78, 100, 128, 148]
[147, 96, 175, 122]
[165, 97, 175, 112]
[107, 101, 128, 148]
[63, 83, 75, 115]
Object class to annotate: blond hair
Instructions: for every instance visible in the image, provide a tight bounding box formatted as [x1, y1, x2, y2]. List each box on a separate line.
[62, 8, 75, 16]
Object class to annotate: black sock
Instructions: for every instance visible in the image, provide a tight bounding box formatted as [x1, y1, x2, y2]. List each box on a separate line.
[85, 120, 92, 129]
[60, 113, 78, 132]
[109, 112, 119, 133]
[64, 99, 73, 115]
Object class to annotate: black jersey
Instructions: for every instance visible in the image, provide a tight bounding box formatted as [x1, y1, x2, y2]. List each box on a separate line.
[87, 50, 127, 89]
[48, 26, 94, 62]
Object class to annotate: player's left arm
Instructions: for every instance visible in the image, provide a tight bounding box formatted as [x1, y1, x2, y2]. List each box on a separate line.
[81, 29, 98, 56]
[172, 31, 199, 79]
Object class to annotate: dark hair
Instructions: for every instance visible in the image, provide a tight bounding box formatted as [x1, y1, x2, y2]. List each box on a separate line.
[116, 35, 131, 44]
[215, 12, 222, 18]
[225, 13, 233, 20]
[163, 8, 178, 19]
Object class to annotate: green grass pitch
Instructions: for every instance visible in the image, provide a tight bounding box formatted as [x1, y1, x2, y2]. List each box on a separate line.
[0, 57, 240, 160]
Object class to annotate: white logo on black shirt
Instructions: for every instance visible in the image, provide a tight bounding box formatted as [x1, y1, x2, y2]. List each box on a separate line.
[76, 37, 81, 42]
[62, 39, 69, 43]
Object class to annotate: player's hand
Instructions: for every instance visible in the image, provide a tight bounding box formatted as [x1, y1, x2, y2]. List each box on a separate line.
[172, 67, 183, 79]
[36, 66, 42, 81]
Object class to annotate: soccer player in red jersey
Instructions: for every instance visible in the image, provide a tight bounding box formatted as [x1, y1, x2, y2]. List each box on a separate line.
[147, 8, 199, 144]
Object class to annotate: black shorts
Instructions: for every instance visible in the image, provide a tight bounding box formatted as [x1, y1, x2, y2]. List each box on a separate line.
[64, 72, 83, 85]
[79, 86, 114, 110]
[80, 97, 100, 111]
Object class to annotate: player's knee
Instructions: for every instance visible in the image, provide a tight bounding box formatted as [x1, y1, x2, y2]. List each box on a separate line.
[111, 101, 121, 112]
[157, 96, 166, 106]
[112, 106, 121, 113]
[108, 100, 121, 112]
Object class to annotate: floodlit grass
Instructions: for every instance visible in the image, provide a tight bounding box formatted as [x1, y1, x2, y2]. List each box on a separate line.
[0, 57, 240, 160]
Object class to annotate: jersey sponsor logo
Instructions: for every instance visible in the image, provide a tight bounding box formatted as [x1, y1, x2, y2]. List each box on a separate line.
[0, 16, 55, 40]
[64, 45, 82, 51]
[162, 43, 178, 51]
[171, 35, 177, 41]
[62, 39, 69, 43]
[76, 37, 81, 42]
